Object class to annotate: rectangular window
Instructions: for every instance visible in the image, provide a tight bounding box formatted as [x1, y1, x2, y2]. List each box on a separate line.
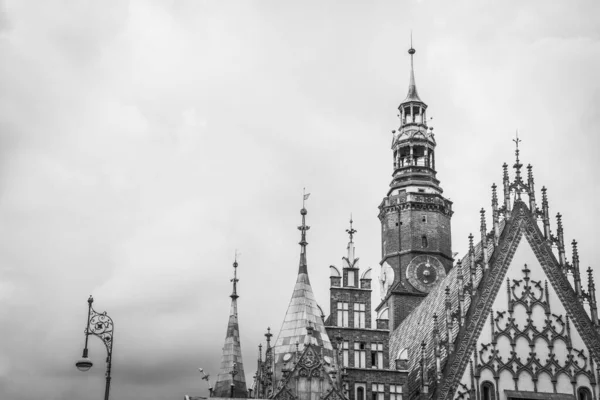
[342, 341, 349, 367]
[370, 343, 384, 369]
[337, 302, 349, 327]
[354, 303, 366, 328]
[347, 270, 355, 287]
[371, 383, 384, 400]
[390, 385, 403, 400]
[354, 342, 366, 368]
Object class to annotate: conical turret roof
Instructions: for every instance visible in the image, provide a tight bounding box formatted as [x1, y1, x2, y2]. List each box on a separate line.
[213, 260, 248, 398]
[273, 206, 333, 369]
[402, 46, 424, 104]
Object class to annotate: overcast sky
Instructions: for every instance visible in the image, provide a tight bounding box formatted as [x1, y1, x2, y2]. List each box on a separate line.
[1, 1, 599, 399]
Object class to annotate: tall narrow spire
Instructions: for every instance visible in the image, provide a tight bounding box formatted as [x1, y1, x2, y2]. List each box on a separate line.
[299, 189, 310, 276]
[404, 37, 422, 103]
[273, 201, 333, 379]
[213, 259, 248, 398]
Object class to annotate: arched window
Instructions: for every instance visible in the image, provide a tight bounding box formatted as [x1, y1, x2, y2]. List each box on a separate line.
[481, 381, 495, 400]
[422, 236, 428, 248]
[578, 387, 592, 400]
[356, 386, 365, 400]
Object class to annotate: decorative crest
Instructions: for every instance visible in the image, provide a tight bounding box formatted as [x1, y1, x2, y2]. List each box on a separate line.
[346, 214, 357, 243]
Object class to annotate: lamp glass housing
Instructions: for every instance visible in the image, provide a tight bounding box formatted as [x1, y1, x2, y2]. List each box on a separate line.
[76, 357, 93, 372]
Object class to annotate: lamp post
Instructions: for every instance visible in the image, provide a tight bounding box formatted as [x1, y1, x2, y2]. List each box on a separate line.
[75, 295, 114, 400]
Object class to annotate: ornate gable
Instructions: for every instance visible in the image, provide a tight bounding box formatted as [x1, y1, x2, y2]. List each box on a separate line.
[272, 343, 346, 400]
[441, 202, 600, 400]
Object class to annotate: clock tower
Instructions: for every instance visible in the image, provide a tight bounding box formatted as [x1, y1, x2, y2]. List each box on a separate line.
[376, 45, 453, 331]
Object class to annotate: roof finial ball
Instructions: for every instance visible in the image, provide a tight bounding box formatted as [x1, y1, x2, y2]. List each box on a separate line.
[408, 47, 416, 55]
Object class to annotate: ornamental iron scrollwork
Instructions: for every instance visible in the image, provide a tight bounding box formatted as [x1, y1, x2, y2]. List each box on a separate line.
[87, 305, 114, 356]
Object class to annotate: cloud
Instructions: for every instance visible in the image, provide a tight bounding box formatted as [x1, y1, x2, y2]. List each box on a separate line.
[1, 1, 599, 399]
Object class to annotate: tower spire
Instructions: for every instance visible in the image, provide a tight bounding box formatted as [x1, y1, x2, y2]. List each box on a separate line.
[213, 258, 248, 398]
[273, 199, 333, 380]
[404, 36, 422, 103]
[298, 190, 311, 276]
[231, 255, 239, 300]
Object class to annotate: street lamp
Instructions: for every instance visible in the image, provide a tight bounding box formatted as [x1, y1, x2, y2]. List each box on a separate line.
[75, 295, 115, 400]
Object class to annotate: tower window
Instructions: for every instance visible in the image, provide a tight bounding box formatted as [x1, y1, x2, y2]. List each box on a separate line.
[371, 384, 384, 400]
[421, 215, 427, 222]
[390, 385, 403, 400]
[354, 303, 366, 328]
[354, 342, 366, 368]
[337, 302, 349, 327]
[342, 341, 349, 367]
[422, 236, 428, 248]
[370, 343, 383, 369]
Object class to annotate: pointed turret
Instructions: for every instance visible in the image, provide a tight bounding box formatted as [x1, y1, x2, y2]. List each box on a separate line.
[213, 259, 248, 398]
[403, 45, 422, 103]
[273, 203, 333, 380]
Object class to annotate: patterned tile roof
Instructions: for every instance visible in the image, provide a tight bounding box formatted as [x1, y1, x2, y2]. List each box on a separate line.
[213, 262, 247, 398]
[273, 208, 334, 379]
[389, 221, 502, 398]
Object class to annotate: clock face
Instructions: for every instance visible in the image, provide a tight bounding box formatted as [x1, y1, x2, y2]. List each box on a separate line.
[380, 261, 395, 299]
[406, 255, 446, 293]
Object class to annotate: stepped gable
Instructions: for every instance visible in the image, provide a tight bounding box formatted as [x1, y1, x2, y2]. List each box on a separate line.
[273, 206, 334, 375]
[389, 219, 498, 397]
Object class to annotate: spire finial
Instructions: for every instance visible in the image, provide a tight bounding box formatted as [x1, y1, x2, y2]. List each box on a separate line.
[298, 190, 311, 275]
[346, 214, 357, 243]
[231, 257, 239, 299]
[403, 33, 422, 103]
[513, 131, 523, 179]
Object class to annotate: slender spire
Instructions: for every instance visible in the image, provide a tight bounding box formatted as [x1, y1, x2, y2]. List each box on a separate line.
[213, 259, 248, 398]
[541, 187, 550, 239]
[587, 267, 598, 325]
[480, 208, 489, 270]
[527, 164, 536, 211]
[273, 197, 333, 380]
[298, 190, 311, 276]
[572, 240, 583, 298]
[557, 213, 566, 267]
[502, 163, 511, 214]
[403, 36, 423, 103]
[469, 233, 477, 296]
[512, 131, 524, 200]
[231, 257, 239, 300]
[491, 184, 500, 245]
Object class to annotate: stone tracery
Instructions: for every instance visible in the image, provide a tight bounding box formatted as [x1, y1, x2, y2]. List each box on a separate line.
[473, 265, 597, 397]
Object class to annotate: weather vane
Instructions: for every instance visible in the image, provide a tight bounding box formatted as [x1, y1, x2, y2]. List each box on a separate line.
[302, 187, 311, 208]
